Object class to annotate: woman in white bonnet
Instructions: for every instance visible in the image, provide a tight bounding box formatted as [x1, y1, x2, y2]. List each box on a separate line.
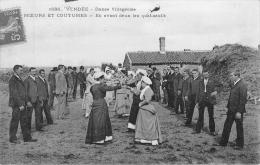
[134, 76, 162, 145]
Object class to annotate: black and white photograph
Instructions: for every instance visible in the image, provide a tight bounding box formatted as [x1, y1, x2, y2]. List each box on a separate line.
[0, 0, 259, 164]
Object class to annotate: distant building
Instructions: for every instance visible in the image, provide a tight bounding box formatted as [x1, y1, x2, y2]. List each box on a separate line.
[123, 37, 210, 72]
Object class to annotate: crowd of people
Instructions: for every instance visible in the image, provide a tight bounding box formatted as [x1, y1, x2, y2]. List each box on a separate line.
[8, 64, 248, 150]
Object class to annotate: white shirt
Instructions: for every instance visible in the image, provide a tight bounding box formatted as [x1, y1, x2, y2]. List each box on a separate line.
[204, 78, 208, 92]
[14, 74, 21, 80]
[234, 78, 241, 85]
[30, 75, 36, 81]
[39, 76, 46, 83]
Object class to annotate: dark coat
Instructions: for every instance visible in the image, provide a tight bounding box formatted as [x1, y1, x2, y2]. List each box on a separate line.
[227, 80, 247, 113]
[48, 72, 56, 89]
[24, 76, 38, 103]
[167, 73, 175, 92]
[162, 74, 169, 89]
[197, 78, 217, 105]
[77, 72, 86, 85]
[36, 76, 49, 101]
[173, 73, 183, 94]
[153, 72, 161, 88]
[190, 76, 201, 101]
[71, 71, 77, 86]
[8, 75, 27, 108]
[179, 77, 192, 97]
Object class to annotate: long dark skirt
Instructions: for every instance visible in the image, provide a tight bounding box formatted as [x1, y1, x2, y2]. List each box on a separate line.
[128, 94, 141, 125]
[85, 98, 112, 144]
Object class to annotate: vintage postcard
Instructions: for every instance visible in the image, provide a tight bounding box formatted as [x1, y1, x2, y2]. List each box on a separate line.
[0, 0, 259, 164]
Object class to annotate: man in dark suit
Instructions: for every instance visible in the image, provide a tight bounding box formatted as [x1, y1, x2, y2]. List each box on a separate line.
[194, 70, 218, 135]
[162, 68, 169, 104]
[185, 68, 200, 126]
[153, 68, 161, 102]
[24, 67, 43, 131]
[9, 65, 37, 143]
[36, 69, 53, 125]
[72, 67, 78, 100]
[173, 67, 184, 114]
[167, 66, 175, 110]
[47, 67, 57, 110]
[77, 66, 86, 99]
[219, 71, 247, 150]
[178, 69, 192, 118]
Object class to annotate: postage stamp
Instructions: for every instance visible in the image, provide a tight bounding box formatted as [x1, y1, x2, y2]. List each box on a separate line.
[0, 8, 26, 46]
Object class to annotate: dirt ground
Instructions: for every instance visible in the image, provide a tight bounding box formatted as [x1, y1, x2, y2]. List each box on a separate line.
[0, 83, 259, 164]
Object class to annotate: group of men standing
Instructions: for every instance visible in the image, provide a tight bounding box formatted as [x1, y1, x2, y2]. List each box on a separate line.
[9, 65, 52, 143]
[160, 65, 247, 150]
[8, 64, 88, 143]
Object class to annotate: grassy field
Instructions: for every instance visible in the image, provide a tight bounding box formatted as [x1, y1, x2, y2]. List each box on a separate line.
[0, 83, 259, 164]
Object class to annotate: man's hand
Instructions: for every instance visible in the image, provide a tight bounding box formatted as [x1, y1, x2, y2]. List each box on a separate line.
[184, 96, 188, 101]
[19, 106, 25, 111]
[235, 112, 242, 120]
[27, 102, 32, 107]
[177, 90, 181, 95]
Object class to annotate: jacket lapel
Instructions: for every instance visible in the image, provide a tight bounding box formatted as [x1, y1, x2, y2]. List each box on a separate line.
[15, 75, 24, 86]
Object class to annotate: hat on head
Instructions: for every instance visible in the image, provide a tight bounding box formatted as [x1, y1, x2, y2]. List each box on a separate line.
[51, 67, 58, 71]
[141, 76, 152, 85]
[94, 72, 105, 79]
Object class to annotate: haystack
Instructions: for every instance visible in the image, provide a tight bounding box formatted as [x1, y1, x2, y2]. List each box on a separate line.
[201, 44, 260, 97]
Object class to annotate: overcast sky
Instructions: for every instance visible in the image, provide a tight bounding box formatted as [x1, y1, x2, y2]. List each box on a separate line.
[0, 0, 259, 68]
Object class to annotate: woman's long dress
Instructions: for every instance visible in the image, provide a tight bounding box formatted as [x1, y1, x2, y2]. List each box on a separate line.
[135, 86, 162, 144]
[85, 83, 120, 144]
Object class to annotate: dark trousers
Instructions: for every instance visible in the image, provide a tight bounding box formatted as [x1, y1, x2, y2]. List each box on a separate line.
[162, 88, 168, 104]
[72, 83, 77, 99]
[48, 86, 55, 108]
[40, 100, 53, 124]
[27, 101, 42, 131]
[168, 90, 174, 108]
[9, 107, 31, 141]
[174, 94, 184, 113]
[220, 112, 244, 147]
[154, 86, 161, 102]
[183, 98, 190, 118]
[80, 83, 86, 99]
[195, 100, 215, 133]
[186, 94, 196, 124]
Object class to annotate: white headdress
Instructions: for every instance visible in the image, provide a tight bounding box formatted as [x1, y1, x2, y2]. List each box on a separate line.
[141, 76, 152, 85]
[94, 72, 105, 79]
[136, 69, 147, 77]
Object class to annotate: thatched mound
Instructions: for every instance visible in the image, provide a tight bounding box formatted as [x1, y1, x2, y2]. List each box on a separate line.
[201, 44, 260, 96]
